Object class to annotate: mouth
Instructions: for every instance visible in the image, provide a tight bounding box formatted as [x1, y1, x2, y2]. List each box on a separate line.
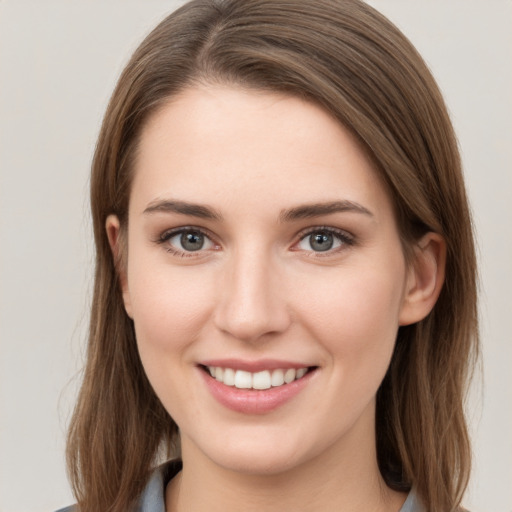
[198, 361, 318, 414]
[199, 364, 317, 391]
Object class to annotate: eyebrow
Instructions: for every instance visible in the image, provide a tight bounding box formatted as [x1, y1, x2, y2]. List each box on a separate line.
[143, 200, 223, 220]
[143, 199, 373, 222]
[279, 200, 373, 222]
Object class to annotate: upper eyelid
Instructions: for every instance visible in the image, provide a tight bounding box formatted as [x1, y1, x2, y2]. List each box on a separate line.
[292, 226, 355, 254]
[154, 225, 354, 250]
[158, 226, 216, 242]
[156, 227, 218, 257]
[296, 225, 354, 240]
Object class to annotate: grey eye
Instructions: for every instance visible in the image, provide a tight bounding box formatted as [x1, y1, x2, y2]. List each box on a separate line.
[166, 230, 214, 252]
[180, 231, 205, 251]
[297, 230, 344, 252]
[309, 232, 334, 251]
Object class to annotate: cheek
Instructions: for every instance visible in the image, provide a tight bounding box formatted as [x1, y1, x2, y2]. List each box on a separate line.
[126, 261, 217, 419]
[126, 256, 216, 358]
[297, 262, 406, 366]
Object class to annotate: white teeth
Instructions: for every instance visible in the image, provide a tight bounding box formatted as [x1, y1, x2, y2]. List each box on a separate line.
[234, 370, 252, 389]
[271, 369, 285, 387]
[206, 366, 309, 389]
[284, 368, 296, 383]
[252, 370, 271, 390]
[223, 368, 236, 386]
[296, 368, 307, 379]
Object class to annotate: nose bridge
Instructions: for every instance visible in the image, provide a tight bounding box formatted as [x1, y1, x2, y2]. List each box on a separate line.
[214, 243, 290, 342]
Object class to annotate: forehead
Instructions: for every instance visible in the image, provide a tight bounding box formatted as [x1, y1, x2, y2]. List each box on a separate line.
[130, 85, 393, 221]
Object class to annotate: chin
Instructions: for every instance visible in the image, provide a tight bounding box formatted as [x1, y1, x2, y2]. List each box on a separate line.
[213, 448, 304, 476]
[186, 426, 326, 477]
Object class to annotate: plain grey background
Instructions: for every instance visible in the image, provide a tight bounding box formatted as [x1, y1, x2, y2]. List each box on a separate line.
[0, 1, 511, 511]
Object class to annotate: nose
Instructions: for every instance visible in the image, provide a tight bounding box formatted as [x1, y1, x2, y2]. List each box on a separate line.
[213, 248, 291, 343]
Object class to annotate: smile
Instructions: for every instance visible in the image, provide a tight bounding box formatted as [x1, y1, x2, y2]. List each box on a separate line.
[199, 360, 318, 414]
[205, 366, 309, 390]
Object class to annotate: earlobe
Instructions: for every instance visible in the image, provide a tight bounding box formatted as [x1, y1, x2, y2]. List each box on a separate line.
[105, 214, 133, 318]
[399, 232, 446, 326]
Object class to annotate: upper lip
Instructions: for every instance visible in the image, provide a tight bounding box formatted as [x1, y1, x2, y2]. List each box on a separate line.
[199, 358, 314, 373]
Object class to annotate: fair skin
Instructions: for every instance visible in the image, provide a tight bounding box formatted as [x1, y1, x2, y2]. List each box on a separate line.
[107, 85, 445, 512]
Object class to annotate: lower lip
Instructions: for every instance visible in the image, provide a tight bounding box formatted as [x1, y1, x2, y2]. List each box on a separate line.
[200, 368, 316, 414]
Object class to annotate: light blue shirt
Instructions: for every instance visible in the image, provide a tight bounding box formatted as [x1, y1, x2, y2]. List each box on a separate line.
[57, 459, 425, 511]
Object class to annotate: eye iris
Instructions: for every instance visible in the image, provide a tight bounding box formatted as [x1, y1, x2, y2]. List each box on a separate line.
[310, 232, 333, 252]
[180, 231, 204, 251]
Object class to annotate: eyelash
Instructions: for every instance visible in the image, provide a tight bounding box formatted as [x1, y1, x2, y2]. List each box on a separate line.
[294, 226, 355, 256]
[155, 225, 355, 258]
[155, 226, 219, 258]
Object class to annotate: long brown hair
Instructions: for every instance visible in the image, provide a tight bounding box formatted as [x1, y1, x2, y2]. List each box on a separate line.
[66, 1, 479, 510]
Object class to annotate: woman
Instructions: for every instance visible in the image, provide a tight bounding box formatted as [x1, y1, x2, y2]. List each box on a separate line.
[60, 0, 479, 511]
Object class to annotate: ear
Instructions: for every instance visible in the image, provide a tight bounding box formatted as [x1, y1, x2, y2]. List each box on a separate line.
[399, 232, 446, 326]
[105, 214, 133, 318]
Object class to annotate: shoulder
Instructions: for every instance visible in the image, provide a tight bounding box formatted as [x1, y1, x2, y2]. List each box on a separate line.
[399, 489, 469, 512]
[136, 459, 182, 511]
[399, 488, 425, 512]
[54, 459, 182, 512]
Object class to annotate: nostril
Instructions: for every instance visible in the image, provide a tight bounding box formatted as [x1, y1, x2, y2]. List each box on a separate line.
[212, 273, 291, 342]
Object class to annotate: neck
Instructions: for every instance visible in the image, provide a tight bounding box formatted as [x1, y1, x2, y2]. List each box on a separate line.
[166, 415, 406, 512]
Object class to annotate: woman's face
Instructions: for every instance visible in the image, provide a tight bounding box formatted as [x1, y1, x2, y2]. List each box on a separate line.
[113, 85, 420, 475]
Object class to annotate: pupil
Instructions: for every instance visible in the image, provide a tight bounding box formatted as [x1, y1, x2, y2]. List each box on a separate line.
[310, 232, 333, 252]
[181, 231, 204, 251]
